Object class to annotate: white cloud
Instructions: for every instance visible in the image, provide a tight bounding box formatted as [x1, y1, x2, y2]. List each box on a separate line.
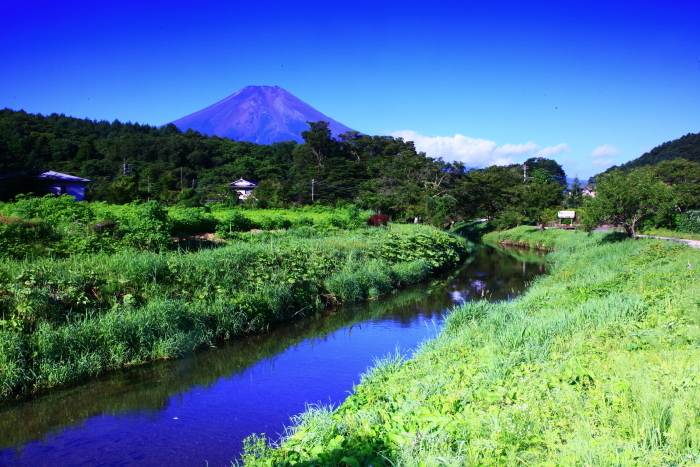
[589, 144, 620, 158]
[389, 130, 569, 168]
[536, 143, 571, 158]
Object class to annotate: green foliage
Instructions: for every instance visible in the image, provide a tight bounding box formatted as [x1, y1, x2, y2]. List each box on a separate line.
[245, 230, 700, 467]
[0, 215, 57, 259]
[677, 210, 700, 234]
[169, 207, 218, 235]
[524, 157, 567, 186]
[119, 201, 172, 251]
[565, 176, 585, 208]
[216, 210, 257, 234]
[583, 166, 675, 238]
[0, 225, 472, 400]
[607, 131, 700, 173]
[0, 109, 576, 227]
[9, 194, 93, 224]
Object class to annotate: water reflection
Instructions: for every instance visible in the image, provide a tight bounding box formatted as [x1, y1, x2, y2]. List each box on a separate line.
[0, 243, 547, 467]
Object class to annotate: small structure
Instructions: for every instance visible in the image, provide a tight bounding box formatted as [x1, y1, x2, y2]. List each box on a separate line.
[582, 185, 596, 198]
[230, 178, 258, 200]
[38, 171, 91, 201]
[558, 210, 577, 225]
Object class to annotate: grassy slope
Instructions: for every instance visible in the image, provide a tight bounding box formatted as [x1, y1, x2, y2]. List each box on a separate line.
[242, 227, 700, 467]
[0, 226, 471, 402]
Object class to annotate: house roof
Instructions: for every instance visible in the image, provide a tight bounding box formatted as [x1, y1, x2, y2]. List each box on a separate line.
[230, 178, 258, 188]
[38, 171, 91, 182]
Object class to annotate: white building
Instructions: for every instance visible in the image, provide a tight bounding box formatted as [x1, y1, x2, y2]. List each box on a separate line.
[229, 178, 258, 200]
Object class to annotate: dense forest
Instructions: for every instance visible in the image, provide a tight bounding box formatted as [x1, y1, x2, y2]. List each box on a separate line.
[0, 108, 569, 227]
[603, 131, 700, 173]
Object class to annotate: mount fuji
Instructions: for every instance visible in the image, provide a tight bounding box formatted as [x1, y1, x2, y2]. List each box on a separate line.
[168, 85, 357, 145]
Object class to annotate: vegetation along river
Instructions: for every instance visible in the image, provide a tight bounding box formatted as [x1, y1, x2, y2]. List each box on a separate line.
[0, 243, 547, 467]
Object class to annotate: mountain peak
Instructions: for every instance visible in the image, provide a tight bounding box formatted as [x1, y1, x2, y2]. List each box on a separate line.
[168, 86, 357, 144]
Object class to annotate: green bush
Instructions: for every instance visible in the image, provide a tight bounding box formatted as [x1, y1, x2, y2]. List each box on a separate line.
[677, 210, 700, 234]
[169, 208, 218, 235]
[0, 216, 58, 259]
[119, 201, 172, 251]
[257, 215, 293, 230]
[216, 211, 257, 235]
[8, 194, 94, 224]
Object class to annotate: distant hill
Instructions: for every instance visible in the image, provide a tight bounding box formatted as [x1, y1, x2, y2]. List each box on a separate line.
[168, 85, 357, 144]
[602, 132, 700, 175]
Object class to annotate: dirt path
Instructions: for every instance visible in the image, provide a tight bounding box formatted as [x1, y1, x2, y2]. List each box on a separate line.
[636, 235, 700, 249]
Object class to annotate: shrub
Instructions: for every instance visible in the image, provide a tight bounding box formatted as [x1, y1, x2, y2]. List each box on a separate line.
[9, 194, 94, 224]
[169, 208, 218, 236]
[316, 214, 349, 230]
[0, 216, 57, 259]
[119, 201, 172, 251]
[291, 215, 314, 228]
[216, 211, 256, 234]
[493, 210, 525, 230]
[257, 215, 292, 231]
[366, 214, 389, 227]
[677, 210, 700, 234]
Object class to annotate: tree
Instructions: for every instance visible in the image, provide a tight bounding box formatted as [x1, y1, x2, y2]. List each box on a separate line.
[650, 158, 700, 213]
[522, 174, 564, 230]
[524, 157, 567, 186]
[458, 165, 524, 220]
[249, 179, 288, 208]
[565, 176, 584, 208]
[583, 167, 675, 239]
[301, 121, 335, 169]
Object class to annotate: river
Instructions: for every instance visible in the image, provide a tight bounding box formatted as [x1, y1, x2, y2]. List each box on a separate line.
[0, 243, 547, 467]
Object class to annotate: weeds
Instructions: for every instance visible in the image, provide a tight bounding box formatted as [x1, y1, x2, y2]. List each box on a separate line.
[0, 225, 470, 401]
[242, 229, 700, 466]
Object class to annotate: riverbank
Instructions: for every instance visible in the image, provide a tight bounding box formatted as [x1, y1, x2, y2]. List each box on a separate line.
[0, 225, 471, 402]
[242, 228, 700, 466]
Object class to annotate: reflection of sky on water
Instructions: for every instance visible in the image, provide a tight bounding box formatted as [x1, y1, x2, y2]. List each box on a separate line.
[450, 291, 468, 303]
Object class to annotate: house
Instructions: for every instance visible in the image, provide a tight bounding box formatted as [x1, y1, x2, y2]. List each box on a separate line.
[582, 185, 596, 198]
[38, 171, 91, 201]
[230, 178, 258, 200]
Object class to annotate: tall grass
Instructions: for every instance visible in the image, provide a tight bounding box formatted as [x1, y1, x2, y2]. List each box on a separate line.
[0, 226, 470, 401]
[242, 229, 700, 466]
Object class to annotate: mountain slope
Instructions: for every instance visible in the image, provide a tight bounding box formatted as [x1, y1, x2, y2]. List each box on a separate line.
[602, 132, 700, 175]
[168, 85, 357, 144]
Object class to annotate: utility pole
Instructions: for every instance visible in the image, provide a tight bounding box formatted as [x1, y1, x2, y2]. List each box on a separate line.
[311, 179, 315, 202]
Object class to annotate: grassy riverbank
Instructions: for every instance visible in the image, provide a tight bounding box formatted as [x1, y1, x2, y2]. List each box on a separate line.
[242, 227, 700, 466]
[0, 225, 470, 402]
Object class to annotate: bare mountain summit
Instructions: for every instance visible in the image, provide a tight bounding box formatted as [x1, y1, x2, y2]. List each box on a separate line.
[168, 85, 357, 144]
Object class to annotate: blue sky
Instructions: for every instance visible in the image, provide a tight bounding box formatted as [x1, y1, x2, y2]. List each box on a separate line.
[2, 0, 699, 180]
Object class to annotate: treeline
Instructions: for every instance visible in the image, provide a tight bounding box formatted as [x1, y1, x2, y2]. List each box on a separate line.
[604, 131, 700, 173]
[0, 108, 570, 227]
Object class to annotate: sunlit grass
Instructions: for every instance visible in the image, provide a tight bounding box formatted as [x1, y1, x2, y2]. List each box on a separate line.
[242, 228, 700, 466]
[0, 226, 470, 401]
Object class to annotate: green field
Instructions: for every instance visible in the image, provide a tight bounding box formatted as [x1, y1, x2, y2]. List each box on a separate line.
[241, 227, 700, 466]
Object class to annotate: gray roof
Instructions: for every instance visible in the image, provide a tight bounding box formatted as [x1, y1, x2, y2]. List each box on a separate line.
[39, 171, 91, 182]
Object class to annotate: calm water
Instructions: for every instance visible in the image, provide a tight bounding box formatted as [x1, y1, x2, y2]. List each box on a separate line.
[0, 244, 547, 467]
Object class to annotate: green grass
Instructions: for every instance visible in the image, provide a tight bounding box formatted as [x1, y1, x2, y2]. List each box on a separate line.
[0, 225, 471, 401]
[640, 227, 700, 241]
[241, 228, 700, 467]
